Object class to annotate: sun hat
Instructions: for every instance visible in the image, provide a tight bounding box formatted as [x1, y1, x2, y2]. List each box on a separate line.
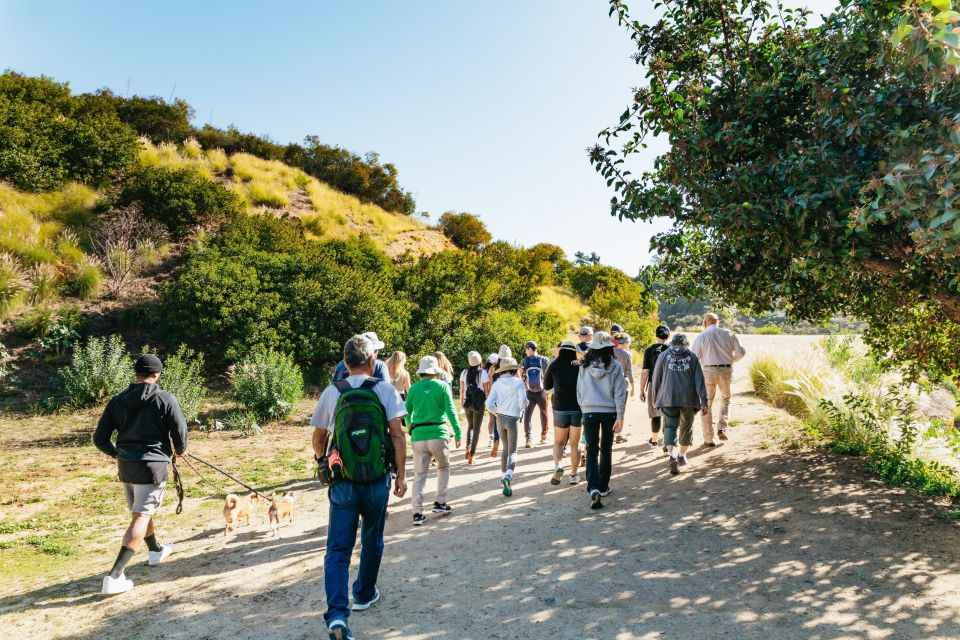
[361, 331, 385, 351]
[135, 354, 163, 376]
[579, 326, 594, 337]
[417, 355, 444, 375]
[655, 324, 670, 340]
[487, 353, 500, 364]
[524, 341, 537, 351]
[498, 344, 513, 359]
[495, 357, 521, 374]
[467, 351, 482, 367]
[558, 340, 579, 352]
[670, 333, 689, 347]
[587, 331, 615, 350]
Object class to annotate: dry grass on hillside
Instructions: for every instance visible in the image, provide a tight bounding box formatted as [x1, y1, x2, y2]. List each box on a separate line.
[534, 285, 589, 332]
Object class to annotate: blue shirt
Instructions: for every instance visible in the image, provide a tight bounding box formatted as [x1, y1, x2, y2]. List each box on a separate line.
[331, 359, 390, 384]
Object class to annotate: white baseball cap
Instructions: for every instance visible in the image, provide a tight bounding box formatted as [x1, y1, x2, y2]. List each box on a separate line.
[361, 332, 385, 350]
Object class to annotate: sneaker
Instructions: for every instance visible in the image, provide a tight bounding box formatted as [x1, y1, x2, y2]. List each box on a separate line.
[501, 476, 513, 497]
[600, 488, 612, 497]
[328, 619, 355, 640]
[647, 437, 656, 448]
[101, 574, 133, 595]
[615, 435, 627, 444]
[147, 543, 173, 566]
[590, 489, 603, 509]
[539, 435, 548, 445]
[550, 467, 564, 485]
[569, 474, 580, 485]
[412, 513, 425, 526]
[351, 586, 380, 611]
[432, 501, 452, 514]
[662, 444, 669, 453]
[718, 430, 729, 441]
[525, 439, 532, 449]
[669, 457, 680, 475]
[704, 442, 717, 448]
[678, 455, 688, 466]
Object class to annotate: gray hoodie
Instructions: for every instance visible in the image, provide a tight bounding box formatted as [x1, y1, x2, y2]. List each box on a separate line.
[651, 347, 708, 410]
[576, 358, 628, 420]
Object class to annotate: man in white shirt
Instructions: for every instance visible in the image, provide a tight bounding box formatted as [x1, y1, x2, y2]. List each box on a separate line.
[310, 335, 408, 640]
[690, 313, 746, 446]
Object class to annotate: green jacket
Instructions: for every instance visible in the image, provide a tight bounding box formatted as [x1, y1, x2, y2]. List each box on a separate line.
[405, 378, 462, 442]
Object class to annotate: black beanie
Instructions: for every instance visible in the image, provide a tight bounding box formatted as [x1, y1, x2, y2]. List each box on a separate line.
[135, 354, 163, 376]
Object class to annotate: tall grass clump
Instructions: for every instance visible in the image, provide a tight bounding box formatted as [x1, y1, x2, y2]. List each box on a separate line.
[154, 344, 205, 422]
[230, 349, 304, 422]
[27, 263, 60, 304]
[69, 260, 103, 300]
[246, 180, 289, 208]
[0, 253, 28, 318]
[749, 353, 831, 419]
[60, 334, 133, 406]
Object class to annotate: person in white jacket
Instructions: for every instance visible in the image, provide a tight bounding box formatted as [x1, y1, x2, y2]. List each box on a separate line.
[485, 357, 528, 497]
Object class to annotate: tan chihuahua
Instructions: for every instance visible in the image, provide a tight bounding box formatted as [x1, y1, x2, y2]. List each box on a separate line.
[223, 492, 261, 535]
[268, 491, 296, 536]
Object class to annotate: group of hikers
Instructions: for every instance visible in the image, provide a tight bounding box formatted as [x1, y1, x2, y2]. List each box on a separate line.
[91, 314, 744, 640]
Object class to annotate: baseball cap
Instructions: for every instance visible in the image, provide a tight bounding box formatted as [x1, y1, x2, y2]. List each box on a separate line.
[611, 324, 623, 332]
[135, 354, 163, 376]
[524, 341, 537, 350]
[655, 324, 670, 340]
[361, 331, 385, 350]
[579, 326, 594, 336]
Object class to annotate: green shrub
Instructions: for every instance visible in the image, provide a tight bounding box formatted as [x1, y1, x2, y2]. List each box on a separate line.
[223, 410, 262, 437]
[756, 324, 784, 335]
[0, 253, 27, 318]
[60, 334, 132, 406]
[27, 263, 60, 304]
[119, 166, 242, 238]
[13, 307, 57, 339]
[69, 261, 103, 300]
[156, 344, 205, 423]
[230, 349, 303, 422]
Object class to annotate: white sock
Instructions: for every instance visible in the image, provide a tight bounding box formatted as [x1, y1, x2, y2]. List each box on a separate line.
[668, 445, 675, 457]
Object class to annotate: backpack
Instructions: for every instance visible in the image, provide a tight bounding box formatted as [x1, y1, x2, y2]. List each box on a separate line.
[525, 357, 546, 393]
[330, 378, 393, 483]
[463, 367, 486, 411]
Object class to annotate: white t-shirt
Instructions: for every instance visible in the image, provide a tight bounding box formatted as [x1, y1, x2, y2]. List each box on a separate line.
[310, 374, 408, 431]
[459, 368, 491, 389]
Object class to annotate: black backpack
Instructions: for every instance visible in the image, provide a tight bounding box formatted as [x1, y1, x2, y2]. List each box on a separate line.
[463, 367, 486, 411]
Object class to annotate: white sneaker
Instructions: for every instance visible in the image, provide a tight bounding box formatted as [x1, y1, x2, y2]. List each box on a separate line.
[569, 474, 580, 485]
[148, 544, 173, 566]
[101, 574, 134, 595]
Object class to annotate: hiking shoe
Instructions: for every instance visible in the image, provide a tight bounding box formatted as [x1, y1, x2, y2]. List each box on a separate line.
[539, 435, 548, 445]
[600, 488, 612, 497]
[550, 467, 564, 485]
[718, 430, 729, 441]
[678, 455, 688, 466]
[590, 489, 603, 509]
[669, 457, 680, 475]
[501, 476, 513, 497]
[615, 435, 627, 444]
[569, 474, 580, 485]
[662, 444, 669, 453]
[351, 586, 380, 611]
[525, 439, 532, 449]
[147, 543, 173, 566]
[432, 502, 452, 514]
[101, 574, 133, 595]
[413, 513, 426, 526]
[328, 619, 355, 640]
[647, 438, 656, 448]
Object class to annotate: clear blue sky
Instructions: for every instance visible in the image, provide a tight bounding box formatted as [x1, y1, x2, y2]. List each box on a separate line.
[0, 1, 835, 275]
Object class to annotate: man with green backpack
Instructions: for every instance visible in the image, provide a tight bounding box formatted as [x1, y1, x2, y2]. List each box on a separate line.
[311, 335, 408, 640]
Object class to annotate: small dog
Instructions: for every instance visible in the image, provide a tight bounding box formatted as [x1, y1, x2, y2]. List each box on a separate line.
[268, 491, 296, 536]
[223, 492, 262, 535]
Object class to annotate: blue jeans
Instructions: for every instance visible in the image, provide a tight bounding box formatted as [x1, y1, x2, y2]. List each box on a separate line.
[323, 475, 390, 625]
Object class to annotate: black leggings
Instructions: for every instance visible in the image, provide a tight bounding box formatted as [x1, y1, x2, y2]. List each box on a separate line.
[465, 407, 485, 456]
[583, 412, 616, 493]
[524, 390, 548, 439]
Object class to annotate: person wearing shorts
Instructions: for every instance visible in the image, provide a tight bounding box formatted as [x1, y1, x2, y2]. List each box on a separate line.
[93, 354, 188, 595]
[544, 341, 584, 485]
[650, 334, 708, 475]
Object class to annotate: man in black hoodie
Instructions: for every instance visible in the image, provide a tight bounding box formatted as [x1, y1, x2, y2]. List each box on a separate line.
[93, 354, 188, 595]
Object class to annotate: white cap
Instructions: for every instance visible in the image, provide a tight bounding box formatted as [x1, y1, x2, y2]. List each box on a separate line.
[467, 351, 482, 367]
[362, 332, 385, 350]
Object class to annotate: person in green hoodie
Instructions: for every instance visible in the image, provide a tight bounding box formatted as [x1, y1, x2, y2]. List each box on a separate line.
[405, 355, 462, 526]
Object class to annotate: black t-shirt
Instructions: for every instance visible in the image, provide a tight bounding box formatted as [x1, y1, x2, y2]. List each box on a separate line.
[642, 343, 669, 372]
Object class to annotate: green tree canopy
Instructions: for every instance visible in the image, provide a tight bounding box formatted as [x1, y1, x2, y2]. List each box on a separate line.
[438, 211, 493, 251]
[592, 0, 960, 379]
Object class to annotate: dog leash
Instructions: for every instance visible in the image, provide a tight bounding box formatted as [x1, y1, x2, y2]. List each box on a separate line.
[184, 453, 271, 501]
[171, 458, 185, 515]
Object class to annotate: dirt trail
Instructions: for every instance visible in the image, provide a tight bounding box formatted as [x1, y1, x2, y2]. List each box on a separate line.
[5, 336, 960, 639]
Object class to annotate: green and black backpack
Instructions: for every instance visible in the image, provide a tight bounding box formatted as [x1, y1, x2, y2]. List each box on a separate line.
[331, 378, 393, 483]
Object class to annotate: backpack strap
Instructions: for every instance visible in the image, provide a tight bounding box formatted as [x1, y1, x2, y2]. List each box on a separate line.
[334, 380, 353, 395]
[360, 377, 379, 390]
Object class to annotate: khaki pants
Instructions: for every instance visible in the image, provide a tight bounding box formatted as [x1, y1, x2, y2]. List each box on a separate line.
[701, 367, 733, 443]
[411, 438, 451, 514]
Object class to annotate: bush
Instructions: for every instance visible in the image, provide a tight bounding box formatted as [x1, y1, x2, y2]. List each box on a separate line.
[223, 410, 262, 437]
[119, 166, 242, 238]
[60, 334, 132, 406]
[12, 307, 57, 340]
[69, 261, 103, 300]
[230, 349, 304, 422]
[153, 344, 205, 423]
[0, 253, 27, 318]
[756, 324, 784, 335]
[438, 211, 491, 251]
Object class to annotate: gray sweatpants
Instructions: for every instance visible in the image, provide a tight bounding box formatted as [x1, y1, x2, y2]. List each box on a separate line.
[411, 438, 451, 514]
[497, 414, 520, 477]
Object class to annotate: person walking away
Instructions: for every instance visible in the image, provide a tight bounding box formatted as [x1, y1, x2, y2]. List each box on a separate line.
[485, 353, 501, 456]
[544, 341, 584, 485]
[93, 354, 187, 595]
[459, 351, 489, 464]
[385, 351, 411, 400]
[332, 331, 392, 383]
[577, 326, 594, 353]
[576, 332, 627, 510]
[651, 333, 708, 474]
[690, 313, 746, 445]
[521, 341, 550, 447]
[612, 333, 636, 443]
[433, 351, 455, 386]
[405, 356, 462, 525]
[311, 335, 408, 639]
[640, 325, 671, 451]
[486, 357, 528, 497]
